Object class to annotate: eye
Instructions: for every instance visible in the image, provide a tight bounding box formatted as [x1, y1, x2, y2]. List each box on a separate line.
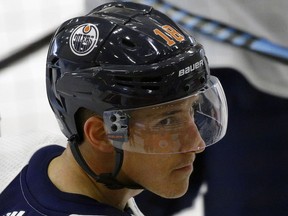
[159, 117, 172, 126]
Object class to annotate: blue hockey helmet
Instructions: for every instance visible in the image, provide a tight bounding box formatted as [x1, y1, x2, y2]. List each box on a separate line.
[46, 1, 227, 188]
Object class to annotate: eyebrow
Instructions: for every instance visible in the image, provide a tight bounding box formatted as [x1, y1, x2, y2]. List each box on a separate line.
[145, 109, 182, 119]
[160, 109, 182, 117]
[138, 96, 199, 119]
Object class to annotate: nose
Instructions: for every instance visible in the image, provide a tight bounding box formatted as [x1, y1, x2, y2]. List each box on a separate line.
[195, 139, 205, 153]
[179, 120, 206, 153]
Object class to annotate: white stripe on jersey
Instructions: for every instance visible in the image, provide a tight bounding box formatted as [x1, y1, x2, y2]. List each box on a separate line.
[4, 211, 25, 216]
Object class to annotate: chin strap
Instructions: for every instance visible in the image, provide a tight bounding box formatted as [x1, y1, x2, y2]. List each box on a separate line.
[68, 135, 143, 190]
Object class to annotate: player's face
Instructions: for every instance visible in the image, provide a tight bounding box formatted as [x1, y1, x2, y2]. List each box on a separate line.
[119, 97, 205, 198]
[120, 150, 202, 198]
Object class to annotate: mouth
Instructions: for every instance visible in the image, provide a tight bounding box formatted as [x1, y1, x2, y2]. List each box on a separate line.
[173, 158, 194, 173]
[174, 164, 193, 172]
[173, 154, 196, 172]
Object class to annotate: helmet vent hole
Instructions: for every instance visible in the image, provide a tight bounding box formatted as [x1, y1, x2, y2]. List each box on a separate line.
[141, 85, 160, 91]
[114, 76, 134, 88]
[140, 76, 162, 82]
[50, 57, 59, 65]
[140, 76, 162, 91]
[121, 38, 136, 48]
[114, 76, 133, 82]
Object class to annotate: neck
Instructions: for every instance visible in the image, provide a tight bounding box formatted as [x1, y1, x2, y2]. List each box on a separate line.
[48, 144, 142, 210]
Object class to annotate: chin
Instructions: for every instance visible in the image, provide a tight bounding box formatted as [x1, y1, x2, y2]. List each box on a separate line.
[156, 179, 190, 199]
[159, 188, 189, 199]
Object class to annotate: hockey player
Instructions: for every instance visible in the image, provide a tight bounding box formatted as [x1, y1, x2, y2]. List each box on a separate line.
[0, 2, 228, 215]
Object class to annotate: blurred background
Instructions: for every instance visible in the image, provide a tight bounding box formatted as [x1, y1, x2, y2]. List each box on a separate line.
[0, 0, 84, 136]
[1, 1, 288, 216]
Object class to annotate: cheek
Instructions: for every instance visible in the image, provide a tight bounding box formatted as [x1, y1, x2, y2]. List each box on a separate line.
[122, 153, 169, 179]
[120, 153, 191, 198]
[140, 132, 181, 153]
[120, 153, 172, 189]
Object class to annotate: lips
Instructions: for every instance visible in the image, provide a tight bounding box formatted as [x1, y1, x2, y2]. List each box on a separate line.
[174, 160, 194, 171]
[174, 163, 193, 171]
[174, 154, 196, 171]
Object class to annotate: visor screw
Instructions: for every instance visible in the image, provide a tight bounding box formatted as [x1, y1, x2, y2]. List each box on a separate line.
[111, 124, 118, 132]
[110, 114, 117, 122]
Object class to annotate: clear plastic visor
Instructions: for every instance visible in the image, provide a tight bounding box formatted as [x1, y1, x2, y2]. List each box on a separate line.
[103, 76, 228, 154]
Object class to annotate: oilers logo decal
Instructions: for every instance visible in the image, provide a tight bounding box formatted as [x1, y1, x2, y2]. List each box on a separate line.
[69, 24, 99, 56]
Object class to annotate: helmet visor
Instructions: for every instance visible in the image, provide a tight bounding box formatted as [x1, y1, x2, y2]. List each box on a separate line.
[103, 76, 228, 154]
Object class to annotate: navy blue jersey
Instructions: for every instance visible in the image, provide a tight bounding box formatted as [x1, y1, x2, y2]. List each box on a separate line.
[0, 145, 142, 216]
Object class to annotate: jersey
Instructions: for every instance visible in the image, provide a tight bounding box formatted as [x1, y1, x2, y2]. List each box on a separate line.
[0, 145, 144, 216]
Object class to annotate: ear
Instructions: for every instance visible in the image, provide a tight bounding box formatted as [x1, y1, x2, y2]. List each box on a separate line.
[83, 116, 114, 153]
